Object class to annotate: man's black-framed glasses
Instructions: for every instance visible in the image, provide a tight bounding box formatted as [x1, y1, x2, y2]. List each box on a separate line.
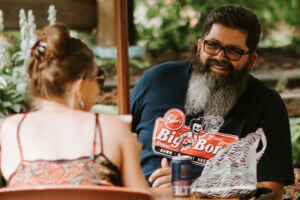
[203, 39, 250, 61]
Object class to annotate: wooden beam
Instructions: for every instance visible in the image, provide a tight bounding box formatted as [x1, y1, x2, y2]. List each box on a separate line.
[115, 0, 129, 114]
[0, 0, 97, 30]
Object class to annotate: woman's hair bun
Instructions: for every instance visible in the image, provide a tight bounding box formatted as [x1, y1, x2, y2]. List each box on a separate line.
[37, 23, 71, 59]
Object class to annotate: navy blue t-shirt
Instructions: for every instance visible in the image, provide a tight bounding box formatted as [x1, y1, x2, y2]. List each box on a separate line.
[130, 61, 294, 186]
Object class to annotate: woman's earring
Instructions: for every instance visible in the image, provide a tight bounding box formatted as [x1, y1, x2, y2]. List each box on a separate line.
[80, 100, 85, 109]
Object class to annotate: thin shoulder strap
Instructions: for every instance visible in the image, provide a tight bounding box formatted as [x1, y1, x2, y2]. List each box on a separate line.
[16, 114, 27, 163]
[92, 114, 103, 157]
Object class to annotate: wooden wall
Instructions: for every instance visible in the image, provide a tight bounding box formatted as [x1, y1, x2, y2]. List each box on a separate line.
[0, 0, 136, 46]
[0, 0, 97, 30]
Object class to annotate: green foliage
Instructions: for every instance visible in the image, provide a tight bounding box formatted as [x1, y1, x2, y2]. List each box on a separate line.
[275, 77, 288, 92]
[290, 117, 300, 166]
[0, 68, 29, 118]
[0, 31, 31, 119]
[134, 0, 300, 52]
[0, 67, 29, 117]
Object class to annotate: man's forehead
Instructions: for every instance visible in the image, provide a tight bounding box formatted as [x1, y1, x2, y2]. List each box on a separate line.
[205, 23, 248, 50]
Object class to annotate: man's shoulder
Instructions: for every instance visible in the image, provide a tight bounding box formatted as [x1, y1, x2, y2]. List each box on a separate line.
[248, 75, 284, 105]
[130, 60, 192, 103]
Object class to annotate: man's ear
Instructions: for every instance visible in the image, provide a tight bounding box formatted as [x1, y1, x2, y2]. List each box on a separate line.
[247, 52, 258, 72]
[197, 39, 203, 55]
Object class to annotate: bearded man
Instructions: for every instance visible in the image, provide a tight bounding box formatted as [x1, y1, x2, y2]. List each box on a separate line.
[130, 4, 294, 199]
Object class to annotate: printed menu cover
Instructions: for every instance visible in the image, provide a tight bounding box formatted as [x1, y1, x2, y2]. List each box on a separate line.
[152, 108, 238, 166]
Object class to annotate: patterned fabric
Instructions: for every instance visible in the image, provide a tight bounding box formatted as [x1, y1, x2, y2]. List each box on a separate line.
[8, 155, 121, 187]
[7, 113, 121, 187]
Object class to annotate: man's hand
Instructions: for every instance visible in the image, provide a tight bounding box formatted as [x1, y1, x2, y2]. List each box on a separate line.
[257, 181, 284, 200]
[149, 158, 171, 188]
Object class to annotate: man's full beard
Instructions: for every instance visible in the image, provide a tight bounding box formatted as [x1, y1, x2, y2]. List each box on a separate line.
[185, 54, 250, 120]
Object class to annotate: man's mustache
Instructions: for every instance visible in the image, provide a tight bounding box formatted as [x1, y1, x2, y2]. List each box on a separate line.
[205, 59, 234, 71]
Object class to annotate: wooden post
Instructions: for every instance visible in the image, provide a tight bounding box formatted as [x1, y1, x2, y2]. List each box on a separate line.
[115, 0, 130, 114]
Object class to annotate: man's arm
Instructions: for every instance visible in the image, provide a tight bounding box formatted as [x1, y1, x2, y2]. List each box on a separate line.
[257, 181, 284, 200]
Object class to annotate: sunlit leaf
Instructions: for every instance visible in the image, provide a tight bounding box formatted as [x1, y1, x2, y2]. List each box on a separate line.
[0, 76, 7, 89]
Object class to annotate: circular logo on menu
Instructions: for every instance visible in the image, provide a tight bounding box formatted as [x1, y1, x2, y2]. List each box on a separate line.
[163, 108, 185, 130]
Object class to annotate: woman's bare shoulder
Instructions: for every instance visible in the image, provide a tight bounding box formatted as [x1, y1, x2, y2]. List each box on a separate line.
[99, 114, 132, 138]
[1, 113, 25, 129]
[0, 113, 26, 142]
[100, 114, 129, 128]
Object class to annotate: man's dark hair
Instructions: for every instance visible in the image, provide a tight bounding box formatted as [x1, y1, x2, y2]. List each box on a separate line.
[202, 4, 262, 52]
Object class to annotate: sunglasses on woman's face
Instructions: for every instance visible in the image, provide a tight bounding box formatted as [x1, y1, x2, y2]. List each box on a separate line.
[87, 68, 105, 87]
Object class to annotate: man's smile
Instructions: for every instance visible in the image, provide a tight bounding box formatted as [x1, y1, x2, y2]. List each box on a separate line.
[210, 65, 231, 74]
[206, 59, 233, 75]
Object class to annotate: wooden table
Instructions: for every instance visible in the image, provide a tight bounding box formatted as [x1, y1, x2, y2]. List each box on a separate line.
[151, 188, 238, 200]
[151, 188, 191, 200]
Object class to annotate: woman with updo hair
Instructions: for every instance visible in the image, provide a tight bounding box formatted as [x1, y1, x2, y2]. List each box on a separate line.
[0, 24, 148, 189]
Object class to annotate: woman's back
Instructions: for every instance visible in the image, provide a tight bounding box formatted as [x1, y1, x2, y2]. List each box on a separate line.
[0, 108, 146, 189]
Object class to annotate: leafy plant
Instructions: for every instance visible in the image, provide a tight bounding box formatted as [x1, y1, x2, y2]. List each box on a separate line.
[0, 67, 30, 118]
[134, 0, 300, 52]
[0, 6, 56, 119]
[275, 77, 288, 92]
[0, 10, 32, 118]
[290, 117, 300, 167]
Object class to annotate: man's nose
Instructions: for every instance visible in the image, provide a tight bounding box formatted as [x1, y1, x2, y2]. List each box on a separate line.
[216, 48, 228, 61]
